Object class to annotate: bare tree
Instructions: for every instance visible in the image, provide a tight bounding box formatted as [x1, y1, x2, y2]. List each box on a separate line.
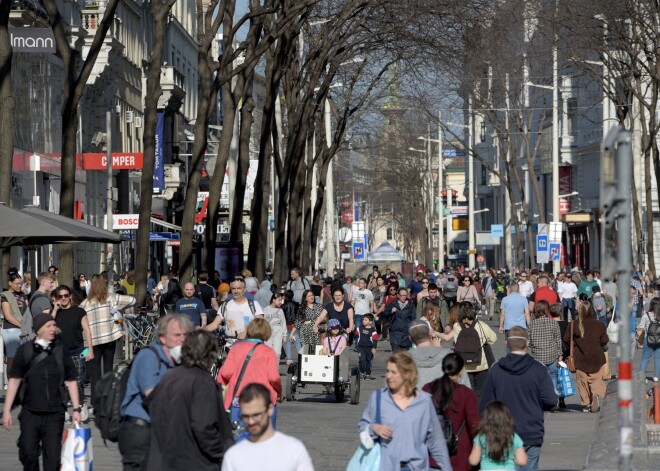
[0, 0, 14, 279]
[43, 0, 121, 284]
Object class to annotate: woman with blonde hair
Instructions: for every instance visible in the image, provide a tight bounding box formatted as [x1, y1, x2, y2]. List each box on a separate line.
[563, 299, 609, 412]
[79, 276, 135, 408]
[358, 352, 451, 470]
[241, 268, 260, 295]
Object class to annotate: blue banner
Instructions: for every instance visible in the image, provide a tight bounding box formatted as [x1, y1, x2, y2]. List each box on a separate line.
[153, 112, 165, 192]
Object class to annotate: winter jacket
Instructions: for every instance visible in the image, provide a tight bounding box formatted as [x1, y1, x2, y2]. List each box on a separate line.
[146, 365, 234, 471]
[480, 353, 558, 446]
[382, 300, 416, 348]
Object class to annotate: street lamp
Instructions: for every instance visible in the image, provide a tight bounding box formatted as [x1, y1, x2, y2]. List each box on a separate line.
[473, 208, 490, 215]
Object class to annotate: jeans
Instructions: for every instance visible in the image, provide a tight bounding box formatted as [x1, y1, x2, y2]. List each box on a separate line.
[639, 338, 660, 379]
[517, 444, 542, 471]
[87, 340, 117, 408]
[18, 408, 65, 471]
[2, 327, 21, 357]
[545, 360, 559, 396]
[69, 347, 86, 403]
[562, 298, 576, 321]
[118, 419, 151, 470]
[358, 346, 374, 375]
[284, 328, 301, 361]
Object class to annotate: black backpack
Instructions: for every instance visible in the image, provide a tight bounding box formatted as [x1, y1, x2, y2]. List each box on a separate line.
[95, 346, 159, 443]
[454, 322, 483, 365]
[646, 313, 660, 348]
[429, 380, 465, 456]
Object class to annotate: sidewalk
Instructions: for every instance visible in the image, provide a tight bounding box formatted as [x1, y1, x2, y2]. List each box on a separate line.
[0, 319, 644, 470]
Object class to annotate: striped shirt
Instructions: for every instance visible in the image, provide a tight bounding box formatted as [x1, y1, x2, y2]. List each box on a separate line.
[80, 293, 135, 346]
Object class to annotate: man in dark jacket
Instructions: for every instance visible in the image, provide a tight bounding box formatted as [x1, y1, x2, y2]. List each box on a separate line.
[146, 330, 234, 470]
[480, 326, 558, 471]
[382, 288, 416, 352]
[281, 289, 300, 364]
[2, 314, 82, 471]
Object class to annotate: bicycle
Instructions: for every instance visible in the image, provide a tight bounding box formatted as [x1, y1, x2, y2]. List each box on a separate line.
[209, 329, 238, 379]
[124, 308, 158, 355]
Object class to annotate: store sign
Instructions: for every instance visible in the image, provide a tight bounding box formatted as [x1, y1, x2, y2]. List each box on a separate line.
[82, 153, 144, 170]
[9, 28, 56, 53]
[112, 214, 140, 230]
[559, 166, 572, 218]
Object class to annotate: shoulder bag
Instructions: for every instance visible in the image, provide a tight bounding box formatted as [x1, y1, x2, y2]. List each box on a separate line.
[565, 321, 576, 373]
[477, 321, 496, 367]
[347, 389, 382, 471]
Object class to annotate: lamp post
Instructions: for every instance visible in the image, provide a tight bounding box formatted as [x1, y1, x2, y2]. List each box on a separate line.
[409, 145, 433, 263]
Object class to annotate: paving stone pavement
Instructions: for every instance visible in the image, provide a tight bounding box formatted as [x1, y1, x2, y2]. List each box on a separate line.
[0, 318, 647, 470]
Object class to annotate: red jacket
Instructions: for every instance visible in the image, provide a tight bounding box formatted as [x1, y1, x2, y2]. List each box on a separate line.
[218, 340, 282, 410]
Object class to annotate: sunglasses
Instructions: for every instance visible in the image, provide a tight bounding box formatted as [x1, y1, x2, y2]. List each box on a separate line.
[58, 293, 71, 299]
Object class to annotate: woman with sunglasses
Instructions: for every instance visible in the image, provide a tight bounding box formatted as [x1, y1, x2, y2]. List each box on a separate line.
[1, 268, 28, 375]
[78, 274, 91, 295]
[457, 276, 481, 311]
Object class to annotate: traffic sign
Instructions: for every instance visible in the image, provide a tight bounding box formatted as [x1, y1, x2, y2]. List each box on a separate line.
[549, 243, 561, 262]
[353, 242, 365, 260]
[338, 227, 352, 242]
[491, 224, 504, 238]
[537, 234, 548, 253]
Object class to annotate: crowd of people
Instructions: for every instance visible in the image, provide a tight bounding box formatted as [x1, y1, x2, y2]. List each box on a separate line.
[1, 261, 658, 470]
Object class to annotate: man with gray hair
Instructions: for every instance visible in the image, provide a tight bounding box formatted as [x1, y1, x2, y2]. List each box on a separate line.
[119, 314, 194, 470]
[480, 326, 558, 471]
[408, 319, 471, 389]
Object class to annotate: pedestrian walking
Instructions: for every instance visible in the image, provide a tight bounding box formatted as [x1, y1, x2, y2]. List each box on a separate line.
[119, 314, 193, 470]
[221, 383, 314, 471]
[480, 326, 558, 471]
[79, 276, 135, 409]
[528, 300, 562, 401]
[146, 330, 234, 471]
[499, 284, 530, 335]
[358, 352, 452, 471]
[563, 300, 609, 413]
[290, 290, 324, 353]
[381, 288, 416, 352]
[2, 314, 82, 471]
[355, 314, 378, 380]
[468, 401, 527, 471]
[423, 353, 479, 471]
[638, 297, 660, 381]
[1, 269, 30, 375]
[263, 292, 287, 362]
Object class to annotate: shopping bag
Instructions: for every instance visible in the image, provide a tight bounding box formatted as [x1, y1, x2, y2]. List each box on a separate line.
[557, 362, 576, 398]
[346, 442, 381, 471]
[606, 317, 619, 344]
[60, 423, 93, 471]
[603, 351, 612, 380]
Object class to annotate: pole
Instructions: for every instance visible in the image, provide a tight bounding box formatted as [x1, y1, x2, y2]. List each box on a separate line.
[615, 129, 633, 471]
[468, 96, 475, 269]
[438, 112, 444, 270]
[106, 110, 114, 294]
[552, 37, 560, 274]
[427, 124, 432, 265]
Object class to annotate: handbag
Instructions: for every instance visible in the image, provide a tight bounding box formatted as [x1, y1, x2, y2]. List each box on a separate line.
[347, 389, 382, 471]
[61, 423, 93, 471]
[556, 362, 576, 398]
[565, 321, 576, 373]
[606, 316, 619, 344]
[477, 322, 496, 367]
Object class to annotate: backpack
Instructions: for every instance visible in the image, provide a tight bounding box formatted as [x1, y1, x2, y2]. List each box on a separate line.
[219, 299, 257, 320]
[429, 380, 465, 456]
[454, 322, 483, 365]
[20, 292, 49, 343]
[95, 346, 159, 443]
[444, 279, 458, 298]
[646, 313, 660, 348]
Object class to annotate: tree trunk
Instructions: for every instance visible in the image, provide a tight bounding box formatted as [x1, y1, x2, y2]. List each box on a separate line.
[134, 1, 172, 307]
[0, 0, 14, 282]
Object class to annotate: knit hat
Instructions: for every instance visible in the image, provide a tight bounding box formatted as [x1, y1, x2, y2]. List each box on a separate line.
[33, 313, 54, 334]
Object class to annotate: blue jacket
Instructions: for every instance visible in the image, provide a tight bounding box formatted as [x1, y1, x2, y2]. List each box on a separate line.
[479, 353, 558, 446]
[359, 387, 452, 471]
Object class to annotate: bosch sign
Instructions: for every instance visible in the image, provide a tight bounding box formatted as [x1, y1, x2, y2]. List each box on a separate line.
[112, 214, 140, 230]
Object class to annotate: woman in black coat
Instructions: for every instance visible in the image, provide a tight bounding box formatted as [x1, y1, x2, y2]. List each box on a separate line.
[146, 330, 234, 470]
[381, 287, 416, 352]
